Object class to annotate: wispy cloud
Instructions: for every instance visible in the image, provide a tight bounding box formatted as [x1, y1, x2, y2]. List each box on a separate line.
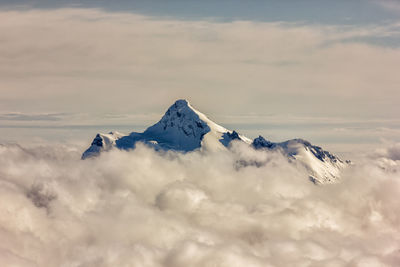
[0, 8, 399, 119]
[0, 112, 66, 121]
[373, 0, 400, 14]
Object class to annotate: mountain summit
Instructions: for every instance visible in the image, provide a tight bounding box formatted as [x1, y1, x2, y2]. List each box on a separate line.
[82, 99, 348, 184]
[82, 99, 250, 159]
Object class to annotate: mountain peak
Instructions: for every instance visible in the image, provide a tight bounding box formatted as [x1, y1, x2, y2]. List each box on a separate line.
[143, 99, 211, 150]
[172, 99, 190, 108]
[162, 99, 197, 121]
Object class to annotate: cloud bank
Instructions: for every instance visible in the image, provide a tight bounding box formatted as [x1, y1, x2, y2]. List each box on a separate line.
[0, 142, 399, 266]
[0, 8, 399, 119]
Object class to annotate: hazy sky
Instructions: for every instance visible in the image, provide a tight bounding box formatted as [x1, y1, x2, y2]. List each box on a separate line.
[0, 0, 399, 154]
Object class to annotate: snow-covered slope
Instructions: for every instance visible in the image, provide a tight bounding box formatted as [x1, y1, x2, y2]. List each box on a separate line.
[81, 131, 124, 159]
[252, 136, 349, 184]
[82, 99, 349, 183]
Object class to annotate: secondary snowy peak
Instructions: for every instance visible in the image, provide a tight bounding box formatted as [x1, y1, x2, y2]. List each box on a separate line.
[81, 131, 124, 159]
[252, 136, 348, 184]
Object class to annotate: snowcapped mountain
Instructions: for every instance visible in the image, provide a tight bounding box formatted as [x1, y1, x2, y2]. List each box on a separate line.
[82, 99, 250, 159]
[82, 99, 348, 184]
[252, 136, 349, 184]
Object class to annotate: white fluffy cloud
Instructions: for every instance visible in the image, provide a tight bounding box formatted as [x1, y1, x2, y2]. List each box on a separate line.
[0, 142, 399, 266]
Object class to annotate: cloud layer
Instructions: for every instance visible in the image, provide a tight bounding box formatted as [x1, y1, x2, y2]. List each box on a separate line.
[0, 142, 399, 266]
[0, 8, 399, 119]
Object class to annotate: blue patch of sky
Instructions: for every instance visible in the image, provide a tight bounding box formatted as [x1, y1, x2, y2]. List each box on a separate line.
[1, 0, 398, 26]
[337, 35, 400, 48]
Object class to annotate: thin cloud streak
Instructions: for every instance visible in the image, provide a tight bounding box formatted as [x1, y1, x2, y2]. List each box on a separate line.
[0, 113, 67, 121]
[373, 0, 400, 14]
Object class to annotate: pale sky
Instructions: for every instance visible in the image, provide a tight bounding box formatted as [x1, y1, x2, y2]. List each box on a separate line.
[0, 0, 399, 155]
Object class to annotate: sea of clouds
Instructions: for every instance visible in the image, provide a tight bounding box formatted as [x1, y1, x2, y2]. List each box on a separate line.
[0, 141, 399, 267]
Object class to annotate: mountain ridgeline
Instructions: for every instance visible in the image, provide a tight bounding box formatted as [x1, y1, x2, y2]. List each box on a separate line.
[82, 99, 349, 184]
